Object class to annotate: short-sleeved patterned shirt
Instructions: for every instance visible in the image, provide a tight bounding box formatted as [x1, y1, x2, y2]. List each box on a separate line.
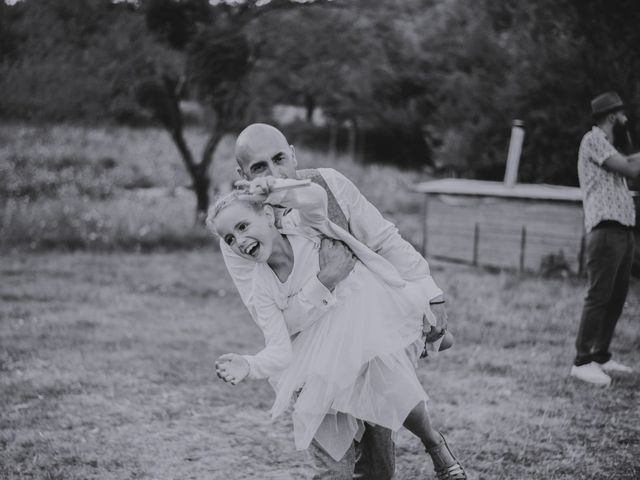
[577, 126, 635, 232]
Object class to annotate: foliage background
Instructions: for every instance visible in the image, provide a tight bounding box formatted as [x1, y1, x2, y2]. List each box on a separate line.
[1, 3, 639, 479]
[2, 0, 640, 185]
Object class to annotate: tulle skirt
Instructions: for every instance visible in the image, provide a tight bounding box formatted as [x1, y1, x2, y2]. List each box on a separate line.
[269, 262, 430, 461]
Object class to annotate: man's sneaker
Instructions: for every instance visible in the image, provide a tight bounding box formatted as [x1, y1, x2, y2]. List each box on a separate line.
[599, 359, 633, 373]
[570, 362, 611, 386]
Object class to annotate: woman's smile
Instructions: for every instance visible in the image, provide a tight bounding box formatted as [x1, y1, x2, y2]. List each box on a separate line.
[243, 240, 260, 258]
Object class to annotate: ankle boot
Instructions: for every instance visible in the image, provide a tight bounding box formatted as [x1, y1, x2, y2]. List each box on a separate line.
[425, 432, 467, 480]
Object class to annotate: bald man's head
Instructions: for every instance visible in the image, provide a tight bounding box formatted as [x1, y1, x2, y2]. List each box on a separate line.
[235, 123, 298, 180]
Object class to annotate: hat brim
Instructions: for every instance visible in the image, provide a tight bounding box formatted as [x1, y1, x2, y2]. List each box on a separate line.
[592, 103, 624, 116]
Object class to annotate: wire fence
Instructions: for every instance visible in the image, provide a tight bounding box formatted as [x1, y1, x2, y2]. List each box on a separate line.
[421, 196, 586, 273]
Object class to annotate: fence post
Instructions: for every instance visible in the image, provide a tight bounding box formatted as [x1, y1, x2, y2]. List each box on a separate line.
[519, 225, 527, 272]
[472, 223, 479, 266]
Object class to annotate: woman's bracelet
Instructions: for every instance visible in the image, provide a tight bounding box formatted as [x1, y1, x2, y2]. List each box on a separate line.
[429, 299, 445, 305]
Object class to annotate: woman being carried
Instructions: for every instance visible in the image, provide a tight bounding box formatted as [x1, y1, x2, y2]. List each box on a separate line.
[208, 177, 466, 480]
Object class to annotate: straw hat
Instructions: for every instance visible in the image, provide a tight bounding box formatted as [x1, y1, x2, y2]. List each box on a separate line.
[591, 91, 624, 116]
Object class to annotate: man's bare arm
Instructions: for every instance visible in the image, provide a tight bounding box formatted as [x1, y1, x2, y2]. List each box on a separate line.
[317, 238, 356, 291]
[603, 152, 640, 179]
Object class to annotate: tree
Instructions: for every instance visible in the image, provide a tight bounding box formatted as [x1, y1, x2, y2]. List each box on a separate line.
[136, 0, 333, 224]
[0, 0, 177, 122]
[491, 0, 640, 185]
[7, 0, 638, 186]
[250, 0, 444, 167]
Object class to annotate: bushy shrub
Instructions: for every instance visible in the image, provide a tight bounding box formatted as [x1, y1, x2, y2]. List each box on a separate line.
[280, 122, 431, 170]
[0, 195, 214, 252]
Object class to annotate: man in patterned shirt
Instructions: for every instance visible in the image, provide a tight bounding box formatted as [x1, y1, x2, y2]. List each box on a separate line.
[571, 91, 640, 386]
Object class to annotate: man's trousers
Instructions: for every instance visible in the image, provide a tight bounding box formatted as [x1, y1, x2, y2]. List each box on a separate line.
[308, 423, 395, 480]
[575, 224, 635, 366]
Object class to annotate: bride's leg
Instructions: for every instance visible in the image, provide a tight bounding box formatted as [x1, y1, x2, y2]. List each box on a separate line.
[403, 403, 467, 480]
[403, 401, 441, 449]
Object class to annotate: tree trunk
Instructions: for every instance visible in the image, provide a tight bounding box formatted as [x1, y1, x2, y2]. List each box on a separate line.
[169, 129, 211, 226]
[171, 130, 196, 177]
[193, 170, 211, 226]
[135, 77, 221, 226]
[201, 131, 223, 173]
[304, 93, 316, 123]
[190, 130, 224, 226]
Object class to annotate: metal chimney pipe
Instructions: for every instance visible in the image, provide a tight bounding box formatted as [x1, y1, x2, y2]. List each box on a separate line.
[504, 119, 525, 188]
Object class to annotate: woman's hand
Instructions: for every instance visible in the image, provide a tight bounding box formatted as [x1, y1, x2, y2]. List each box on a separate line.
[235, 177, 276, 201]
[235, 177, 311, 202]
[215, 353, 250, 385]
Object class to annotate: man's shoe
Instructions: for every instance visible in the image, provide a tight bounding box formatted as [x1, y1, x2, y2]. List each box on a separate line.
[598, 359, 633, 373]
[570, 362, 611, 386]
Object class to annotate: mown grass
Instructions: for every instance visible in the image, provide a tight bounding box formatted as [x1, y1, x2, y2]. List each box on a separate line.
[1, 252, 638, 479]
[0, 123, 428, 251]
[1, 122, 638, 479]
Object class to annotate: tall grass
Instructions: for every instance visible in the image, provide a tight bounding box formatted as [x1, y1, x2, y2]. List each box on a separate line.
[0, 123, 430, 251]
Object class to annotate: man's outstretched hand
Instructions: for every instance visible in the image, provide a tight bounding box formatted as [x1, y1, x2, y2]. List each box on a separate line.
[317, 238, 356, 291]
[429, 298, 448, 333]
[421, 296, 450, 357]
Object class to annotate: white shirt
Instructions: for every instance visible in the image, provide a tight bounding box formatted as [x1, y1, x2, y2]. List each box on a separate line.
[240, 233, 318, 379]
[220, 168, 443, 376]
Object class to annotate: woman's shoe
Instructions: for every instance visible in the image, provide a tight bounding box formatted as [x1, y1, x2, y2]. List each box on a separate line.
[434, 463, 467, 480]
[426, 433, 467, 480]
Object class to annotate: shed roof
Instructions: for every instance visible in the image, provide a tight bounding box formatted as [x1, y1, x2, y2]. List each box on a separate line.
[411, 179, 584, 202]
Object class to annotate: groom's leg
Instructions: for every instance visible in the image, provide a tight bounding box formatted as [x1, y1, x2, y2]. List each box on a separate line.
[308, 438, 355, 480]
[353, 424, 395, 480]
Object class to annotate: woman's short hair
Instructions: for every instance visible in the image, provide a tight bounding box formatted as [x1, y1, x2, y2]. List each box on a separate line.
[205, 190, 263, 234]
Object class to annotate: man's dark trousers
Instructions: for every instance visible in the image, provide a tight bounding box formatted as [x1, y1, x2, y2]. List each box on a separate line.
[575, 222, 635, 366]
[308, 423, 395, 480]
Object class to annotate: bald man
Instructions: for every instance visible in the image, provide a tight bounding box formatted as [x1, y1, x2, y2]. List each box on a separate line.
[220, 123, 450, 480]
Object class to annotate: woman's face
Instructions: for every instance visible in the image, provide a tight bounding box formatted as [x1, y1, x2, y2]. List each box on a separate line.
[213, 202, 276, 263]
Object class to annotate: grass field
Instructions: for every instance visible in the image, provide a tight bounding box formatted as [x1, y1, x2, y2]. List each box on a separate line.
[1, 122, 639, 479]
[1, 251, 639, 480]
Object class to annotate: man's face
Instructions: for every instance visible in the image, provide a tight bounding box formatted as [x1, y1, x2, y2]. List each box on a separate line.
[237, 136, 298, 180]
[612, 110, 631, 151]
[614, 110, 628, 127]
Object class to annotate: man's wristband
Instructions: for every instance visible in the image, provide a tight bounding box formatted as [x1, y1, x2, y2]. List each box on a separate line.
[429, 299, 445, 305]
